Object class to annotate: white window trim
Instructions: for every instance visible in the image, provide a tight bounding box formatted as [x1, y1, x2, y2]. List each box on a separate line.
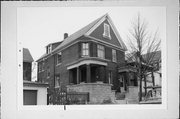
[47, 44, 52, 54]
[103, 23, 111, 39]
[81, 43, 89, 57]
[97, 45, 105, 59]
[55, 75, 60, 88]
[56, 52, 62, 66]
[112, 49, 117, 62]
[47, 67, 50, 79]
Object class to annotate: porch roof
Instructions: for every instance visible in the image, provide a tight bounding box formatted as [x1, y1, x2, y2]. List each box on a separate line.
[118, 65, 137, 73]
[67, 57, 108, 70]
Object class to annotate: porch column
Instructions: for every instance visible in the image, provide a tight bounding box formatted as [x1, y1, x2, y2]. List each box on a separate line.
[126, 71, 130, 92]
[69, 70, 72, 84]
[99, 66, 105, 82]
[86, 64, 91, 83]
[77, 67, 79, 84]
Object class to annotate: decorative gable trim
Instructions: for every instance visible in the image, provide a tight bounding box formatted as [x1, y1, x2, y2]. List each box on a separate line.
[85, 14, 127, 51]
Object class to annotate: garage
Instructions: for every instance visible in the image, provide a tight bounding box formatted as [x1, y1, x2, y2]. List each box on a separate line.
[23, 90, 37, 105]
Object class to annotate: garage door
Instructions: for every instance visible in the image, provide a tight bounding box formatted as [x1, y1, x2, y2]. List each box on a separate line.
[23, 90, 37, 105]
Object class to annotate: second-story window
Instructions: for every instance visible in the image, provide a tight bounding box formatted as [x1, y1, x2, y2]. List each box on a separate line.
[82, 43, 89, 57]
[38, 63, 42, 72]
[97, 45, 105, 59]
[103, 23, 111, 39]
[112, 49, 117, 62]
[56, 52, 62, 65]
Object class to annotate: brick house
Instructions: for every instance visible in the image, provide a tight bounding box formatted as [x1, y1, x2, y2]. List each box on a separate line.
[118, 51, 161, 103]
[37, 14, 128, 104]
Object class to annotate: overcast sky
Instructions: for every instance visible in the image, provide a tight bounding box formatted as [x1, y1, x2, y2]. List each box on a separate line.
[18, 7, 165, 61]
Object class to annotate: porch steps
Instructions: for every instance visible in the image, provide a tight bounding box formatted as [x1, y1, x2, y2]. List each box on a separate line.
[115, 92, 126, 100]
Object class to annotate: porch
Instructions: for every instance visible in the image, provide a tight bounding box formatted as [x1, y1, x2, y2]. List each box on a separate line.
[67, 60, 110, 84]
[66, 60, 116, 104]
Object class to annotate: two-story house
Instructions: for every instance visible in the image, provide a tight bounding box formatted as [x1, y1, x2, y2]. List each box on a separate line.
[37, 14, 127, 104]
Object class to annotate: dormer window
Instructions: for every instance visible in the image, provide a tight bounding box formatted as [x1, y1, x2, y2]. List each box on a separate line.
[103, 23, 111, 39]
[47, 45, 52, 54]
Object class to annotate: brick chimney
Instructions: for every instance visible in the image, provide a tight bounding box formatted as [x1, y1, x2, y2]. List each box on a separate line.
[64, 33, 68, 39]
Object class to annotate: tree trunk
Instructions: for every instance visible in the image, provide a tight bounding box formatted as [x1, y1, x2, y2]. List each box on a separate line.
[139, 63, 142, 102]
[151, 71, 155, 86]
[144, 75, 147, 96]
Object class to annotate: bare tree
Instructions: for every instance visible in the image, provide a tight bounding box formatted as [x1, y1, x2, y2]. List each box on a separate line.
[126, 14, 161, 101]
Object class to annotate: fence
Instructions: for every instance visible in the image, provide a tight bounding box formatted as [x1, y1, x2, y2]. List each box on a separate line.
[47, 88, 89, 105]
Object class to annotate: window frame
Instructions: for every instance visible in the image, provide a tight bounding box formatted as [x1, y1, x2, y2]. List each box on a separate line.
[56, 52, 62, 65]
[47, 66, 50, 79]
[81, 43, 89, 57]
[97, 45, 105, 59]
[55, 74, 60, 88]
[103, 23, 111, 39]
[112, 49, 117, 62]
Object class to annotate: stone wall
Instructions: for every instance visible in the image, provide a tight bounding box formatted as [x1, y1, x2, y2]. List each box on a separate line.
[67, 82, 116, 104]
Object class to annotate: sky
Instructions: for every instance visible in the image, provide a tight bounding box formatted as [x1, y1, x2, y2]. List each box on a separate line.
[18, 7, 166, 62]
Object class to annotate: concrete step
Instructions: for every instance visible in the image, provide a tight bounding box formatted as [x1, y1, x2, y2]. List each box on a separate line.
[115, 92, 126, 100]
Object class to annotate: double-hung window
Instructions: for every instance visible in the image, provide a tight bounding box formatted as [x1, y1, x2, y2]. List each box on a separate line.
[112, 49, 117, 62]
[97, 45, 105, 59]
[82, 43, 89, 57]
[103, 23, 111, 39]
[47, 66, 50, 79]
[55, 75, 60, 88]
[56, 52, 62, 65]
[47, 45, 52, 54]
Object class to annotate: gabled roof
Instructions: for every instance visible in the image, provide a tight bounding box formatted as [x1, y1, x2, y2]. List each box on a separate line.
[37, 13, 127, 61]
[52, 14, 105, 53]
[23, 48, 34, 63]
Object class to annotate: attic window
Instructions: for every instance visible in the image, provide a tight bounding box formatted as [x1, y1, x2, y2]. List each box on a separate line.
[103, 23, 111, 39]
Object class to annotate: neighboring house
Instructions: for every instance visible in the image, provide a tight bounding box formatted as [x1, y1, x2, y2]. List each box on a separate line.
[119, 51, 161, 103]
[23, 48, 48, 105]
[37, 14, 128, 104]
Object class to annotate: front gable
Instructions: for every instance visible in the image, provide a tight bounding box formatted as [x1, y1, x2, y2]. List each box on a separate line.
[85, 15, 127, 50]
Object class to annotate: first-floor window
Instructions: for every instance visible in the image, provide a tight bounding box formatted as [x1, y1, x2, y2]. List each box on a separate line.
[55, 75, 60, 88]
[97, 45, 105, 59]
[82, 43, 89, 56]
